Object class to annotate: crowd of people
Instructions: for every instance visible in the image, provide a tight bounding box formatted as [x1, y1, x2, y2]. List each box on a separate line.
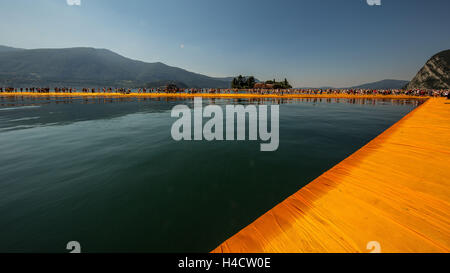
[0, 86, 449, 98]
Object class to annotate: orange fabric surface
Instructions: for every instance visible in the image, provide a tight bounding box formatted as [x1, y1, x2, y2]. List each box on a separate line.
[213, 98, 450, 253]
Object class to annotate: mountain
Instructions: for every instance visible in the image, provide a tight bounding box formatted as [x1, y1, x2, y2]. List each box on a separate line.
[349, 79, 410, 89]
[0, 45, 24, 52]
[0, 46, 232, 88]
[406, 50, 450, 90]
[297, 80, 408, 90]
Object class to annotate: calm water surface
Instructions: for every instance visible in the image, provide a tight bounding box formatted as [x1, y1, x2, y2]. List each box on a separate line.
[0, 96, 420, 252]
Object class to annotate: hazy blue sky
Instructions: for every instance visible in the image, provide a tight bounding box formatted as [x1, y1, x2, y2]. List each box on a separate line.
[0, 0, 449, 87]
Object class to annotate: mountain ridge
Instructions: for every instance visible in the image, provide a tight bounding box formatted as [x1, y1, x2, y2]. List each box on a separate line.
[0, 46, 232, 88]
[0, 45, 24, 52]
[297, 79, 409, 90]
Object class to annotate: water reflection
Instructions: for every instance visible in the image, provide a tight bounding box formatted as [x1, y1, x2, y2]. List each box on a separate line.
[0, 95, 425, 107]
[0, 96, 424, 133]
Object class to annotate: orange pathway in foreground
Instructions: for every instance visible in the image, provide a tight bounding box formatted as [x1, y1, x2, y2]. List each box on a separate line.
[213, 98, 450, 253]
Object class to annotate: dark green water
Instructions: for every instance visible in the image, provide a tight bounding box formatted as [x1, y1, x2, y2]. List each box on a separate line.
[0, 96, 420, 253]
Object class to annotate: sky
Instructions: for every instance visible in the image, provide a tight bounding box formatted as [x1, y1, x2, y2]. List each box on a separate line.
[0, 0, 449, 87]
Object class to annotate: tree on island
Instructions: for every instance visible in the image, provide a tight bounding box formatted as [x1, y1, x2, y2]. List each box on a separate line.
[232, 75, 256, 89]
[266, 78, 292, 89]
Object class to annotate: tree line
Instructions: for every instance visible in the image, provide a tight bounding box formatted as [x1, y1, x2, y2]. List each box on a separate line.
[231, 75, 292, 89]
[231, 75, 256, 89]
[265, 78, 292, 89]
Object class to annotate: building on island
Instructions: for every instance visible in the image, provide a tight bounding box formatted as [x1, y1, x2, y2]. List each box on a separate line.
[253, 83, 274, 89]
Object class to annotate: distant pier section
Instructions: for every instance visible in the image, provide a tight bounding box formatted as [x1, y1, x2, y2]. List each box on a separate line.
[0, 91, 434, 100]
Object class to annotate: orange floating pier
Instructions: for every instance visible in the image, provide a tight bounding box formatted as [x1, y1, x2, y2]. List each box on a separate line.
[0, 92, 427, 100]
[213, 98, 450, 253]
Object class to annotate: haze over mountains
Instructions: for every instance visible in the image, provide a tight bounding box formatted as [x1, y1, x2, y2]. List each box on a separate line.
[299, 79, 410, 90]
[350, 50, 450, 90]
[349, 79, 410, 90]
[0, 45, 24, 52]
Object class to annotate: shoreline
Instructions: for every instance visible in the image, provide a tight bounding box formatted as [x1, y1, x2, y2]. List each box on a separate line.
[0, 92, 431, 100]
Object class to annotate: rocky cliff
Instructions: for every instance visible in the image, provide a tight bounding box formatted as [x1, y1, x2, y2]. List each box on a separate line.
[406, 50, 450, 89]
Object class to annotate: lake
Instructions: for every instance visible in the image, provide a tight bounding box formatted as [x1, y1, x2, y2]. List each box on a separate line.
[0, 96, 420, 252]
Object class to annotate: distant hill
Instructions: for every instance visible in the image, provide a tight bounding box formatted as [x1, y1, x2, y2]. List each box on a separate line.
[0, 46, 232, 88]
[297, 80, 408, 90]
[349, 79, 410, 89]
[406, 50, 450, 89]
[0, 45, 24, 52]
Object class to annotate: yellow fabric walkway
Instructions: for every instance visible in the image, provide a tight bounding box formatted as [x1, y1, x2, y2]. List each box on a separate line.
[213, 98, 450, 253]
